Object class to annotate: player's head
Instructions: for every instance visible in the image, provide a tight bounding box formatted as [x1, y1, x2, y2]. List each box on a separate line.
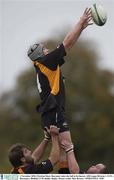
[27, 43, 49, 61]
[8, 143, 33, 168]
[86, 163, 108, 174]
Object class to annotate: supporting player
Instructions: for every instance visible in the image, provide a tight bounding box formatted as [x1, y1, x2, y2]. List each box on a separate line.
[86, 163, 109, 174]
[58, 163, 109, 174]
[27, 8, 92, 174]
[9, 126, 60, 174]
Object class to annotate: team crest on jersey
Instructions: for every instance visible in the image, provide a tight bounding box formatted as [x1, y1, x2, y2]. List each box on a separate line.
[42, 161, 46, 165]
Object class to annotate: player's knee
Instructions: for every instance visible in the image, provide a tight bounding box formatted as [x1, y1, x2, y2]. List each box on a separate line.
[60, 136, 72, 145]
[60, 139, 70, 146]
[60, 139, 73, 151]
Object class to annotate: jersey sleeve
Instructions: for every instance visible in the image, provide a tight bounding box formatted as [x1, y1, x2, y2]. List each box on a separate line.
[36, 43, 66, 70]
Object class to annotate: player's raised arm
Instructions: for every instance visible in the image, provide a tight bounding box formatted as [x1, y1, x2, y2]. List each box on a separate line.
[63, 8, 93, 51]
[32, 131, 51, 163]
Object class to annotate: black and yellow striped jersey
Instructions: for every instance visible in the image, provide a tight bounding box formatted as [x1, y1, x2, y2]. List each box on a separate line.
[33, 44, 66, 114]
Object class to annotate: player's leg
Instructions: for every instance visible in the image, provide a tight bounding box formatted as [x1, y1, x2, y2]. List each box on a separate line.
[41, 109, 57, 130]
[59, 130, 79, 174]
[58, 148, 70, 174]
[57, 111, 79, 174]
[41, 108, 79, 174]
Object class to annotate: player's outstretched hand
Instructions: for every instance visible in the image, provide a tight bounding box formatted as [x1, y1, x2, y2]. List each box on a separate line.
[44, 130, 51, 141]
[50, 125, 59, 136]
[80, 8, 93, 29]
[44, 125, 59, 136]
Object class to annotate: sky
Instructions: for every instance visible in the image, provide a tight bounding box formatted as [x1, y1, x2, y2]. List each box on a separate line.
[0, 0, 114, 94]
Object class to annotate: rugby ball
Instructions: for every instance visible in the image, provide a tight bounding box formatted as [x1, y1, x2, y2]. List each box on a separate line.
[91, 4, 107, 26]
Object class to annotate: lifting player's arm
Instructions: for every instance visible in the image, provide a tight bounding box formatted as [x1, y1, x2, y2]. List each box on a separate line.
[63, 8, 92, 51]
[32, 131, 51, 164]
[32, 126, 60, 165]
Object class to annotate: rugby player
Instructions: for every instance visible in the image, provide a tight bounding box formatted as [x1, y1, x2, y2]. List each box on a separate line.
[9, 126, 60, 174]
[28, 8, 92, 173]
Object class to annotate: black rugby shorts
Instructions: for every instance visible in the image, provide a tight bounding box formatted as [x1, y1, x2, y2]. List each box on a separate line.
[41, 107, 69, 133]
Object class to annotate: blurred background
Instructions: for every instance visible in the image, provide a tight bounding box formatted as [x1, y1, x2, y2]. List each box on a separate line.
[0, 0, 114, 173]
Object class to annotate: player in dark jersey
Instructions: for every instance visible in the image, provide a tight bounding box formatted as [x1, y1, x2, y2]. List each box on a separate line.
[58, 163, 109, 174]
[27, 8, 92, 174]
[8, 126, 60, 174]
[86, 163, 109, 174]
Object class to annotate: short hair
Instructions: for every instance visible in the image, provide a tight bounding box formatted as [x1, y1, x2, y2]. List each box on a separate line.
[8, 143, 28, 167]
[86, 164, 109, 174]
